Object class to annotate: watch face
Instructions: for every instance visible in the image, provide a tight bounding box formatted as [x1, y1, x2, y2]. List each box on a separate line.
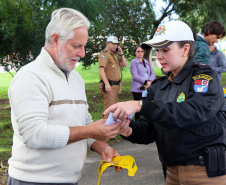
[139, 100, 142, 107]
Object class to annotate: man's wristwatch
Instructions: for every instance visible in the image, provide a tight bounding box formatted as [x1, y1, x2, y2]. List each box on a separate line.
[138, 100, 143, 107]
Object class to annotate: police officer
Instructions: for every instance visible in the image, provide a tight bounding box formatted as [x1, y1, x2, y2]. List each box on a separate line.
[98, 36, 127, 113]
[103, 21, 226, 184]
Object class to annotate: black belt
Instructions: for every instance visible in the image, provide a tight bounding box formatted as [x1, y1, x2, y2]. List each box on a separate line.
[182, 155, 205, 166]
[100, 79, 121, 86]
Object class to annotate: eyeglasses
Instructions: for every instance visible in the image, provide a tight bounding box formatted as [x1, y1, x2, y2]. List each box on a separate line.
[136, 50, 144, 53]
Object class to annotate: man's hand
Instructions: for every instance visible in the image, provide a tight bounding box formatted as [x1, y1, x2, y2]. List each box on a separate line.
[91, 141, 122, 172]
[88, 119, 120, 141]
[101, 146, 121, 172]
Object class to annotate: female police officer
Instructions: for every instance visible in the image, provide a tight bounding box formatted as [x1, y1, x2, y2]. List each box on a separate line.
[103, 20, 226, 184]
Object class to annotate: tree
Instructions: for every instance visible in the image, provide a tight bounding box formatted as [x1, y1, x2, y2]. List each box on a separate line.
[82, 0, 226, 67]
[1, 0, 226, 72]
[82, 0, 156, 67]
[0, 0, 56, 76]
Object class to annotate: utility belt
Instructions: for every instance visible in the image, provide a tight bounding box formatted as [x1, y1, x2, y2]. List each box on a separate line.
[182, 145, 226, 177]
[100, 79, 121, 92]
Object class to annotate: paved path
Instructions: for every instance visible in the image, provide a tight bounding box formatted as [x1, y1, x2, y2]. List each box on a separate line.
[79, 84, 226, 185]
[78, 140, 165, 185]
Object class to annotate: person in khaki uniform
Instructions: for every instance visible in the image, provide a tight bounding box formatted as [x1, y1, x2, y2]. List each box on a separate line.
[98, 36, 127, 113]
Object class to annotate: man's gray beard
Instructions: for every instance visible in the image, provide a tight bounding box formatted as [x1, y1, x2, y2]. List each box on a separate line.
[56, 46, 73, 72]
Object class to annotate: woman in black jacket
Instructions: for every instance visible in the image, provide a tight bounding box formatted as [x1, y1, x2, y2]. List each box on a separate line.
[103, 20, 226, 185]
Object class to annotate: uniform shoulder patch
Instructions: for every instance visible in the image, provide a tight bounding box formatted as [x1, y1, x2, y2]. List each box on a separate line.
[102, 50, 107, 53]
[192, 74, 212, 93]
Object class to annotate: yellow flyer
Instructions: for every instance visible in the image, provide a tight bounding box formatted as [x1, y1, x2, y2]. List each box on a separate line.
[97, 155, 137, 185]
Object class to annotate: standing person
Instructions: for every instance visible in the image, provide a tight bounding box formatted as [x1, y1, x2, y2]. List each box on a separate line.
[193, 20, 225, 64]
[130, 45, 156, 120]
[103, 20, 226, 184]
[7, 8, 130, 185]
[209, 45, 226, 79]
[98, 36, 127, 115]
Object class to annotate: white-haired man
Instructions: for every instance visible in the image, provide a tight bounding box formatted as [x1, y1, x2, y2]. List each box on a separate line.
[7, 8, 129, 185]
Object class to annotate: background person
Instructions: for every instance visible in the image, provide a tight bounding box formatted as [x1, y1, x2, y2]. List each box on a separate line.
[103, 20, 226, 185]
[7, 8, 130, 185]
[193, 20, 225, 64]
[209, 44, 226, 79]
[130, 44, 156, 120]
[98, 36, 127, 116]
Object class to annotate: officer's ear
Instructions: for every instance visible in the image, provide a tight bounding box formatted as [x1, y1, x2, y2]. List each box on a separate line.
[183, 44, 190, 56]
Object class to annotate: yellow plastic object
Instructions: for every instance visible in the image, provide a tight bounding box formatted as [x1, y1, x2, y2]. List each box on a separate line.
[97, 155, 138, 185]
[223, 88, 226, 95]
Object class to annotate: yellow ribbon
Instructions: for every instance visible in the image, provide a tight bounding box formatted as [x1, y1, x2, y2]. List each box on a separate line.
[97, 155, 137, 185]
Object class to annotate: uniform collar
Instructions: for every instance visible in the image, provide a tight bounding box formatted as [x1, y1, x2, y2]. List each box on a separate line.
[105, 47, 115, 55]
[160, 59, 194, 89]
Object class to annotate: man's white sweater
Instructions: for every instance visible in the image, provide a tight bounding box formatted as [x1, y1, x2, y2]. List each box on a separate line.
[8, 48, 95, 183]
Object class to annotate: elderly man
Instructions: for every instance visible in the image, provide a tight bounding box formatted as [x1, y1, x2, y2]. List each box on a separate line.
[98, 36, 127, 115]
[7, 8, 129, 185]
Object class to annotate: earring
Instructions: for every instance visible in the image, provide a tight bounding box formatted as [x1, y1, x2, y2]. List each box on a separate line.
[183, 55, 186, 57]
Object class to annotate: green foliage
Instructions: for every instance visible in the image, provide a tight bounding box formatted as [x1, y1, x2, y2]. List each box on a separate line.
[176, 0, 226, 33]
[0, 0, 56, 74]
[1, 0, 226, 72]
[82, 0, 156, 67]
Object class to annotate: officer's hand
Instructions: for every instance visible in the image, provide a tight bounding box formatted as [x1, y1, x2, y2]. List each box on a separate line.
[103, 101, 141, 121]
[105, 84, 112, 92]
[117, 46, 123, 55]
[88, 119, 120, 141]
[119, 118, 132, 137]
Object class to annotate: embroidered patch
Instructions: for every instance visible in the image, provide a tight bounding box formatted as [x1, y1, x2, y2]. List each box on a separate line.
[101, 55, 105, 58]
[192, 74, 212, 93]
[193, 77, 211, 93]
[194, 80, 209, 86]
[155, 25, 166, 36]
[192, 74, 212, 81]
[194, 85, 208, 92]
[177, 92, 185, 103]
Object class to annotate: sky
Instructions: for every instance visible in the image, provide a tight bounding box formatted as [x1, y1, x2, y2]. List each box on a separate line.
[150, 0, 179, 22]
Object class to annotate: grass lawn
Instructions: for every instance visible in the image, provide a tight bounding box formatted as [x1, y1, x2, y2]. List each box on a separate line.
[0, 62, 226, 184]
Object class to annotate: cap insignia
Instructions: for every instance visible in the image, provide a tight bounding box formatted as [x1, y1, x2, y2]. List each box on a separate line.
[155, 25, 166, 36]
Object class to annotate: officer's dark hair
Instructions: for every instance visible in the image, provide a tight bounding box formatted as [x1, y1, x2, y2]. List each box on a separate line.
[201, 20, 225, 38]
[176, 30, 197, 59]
[134, 44, 143, 56]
